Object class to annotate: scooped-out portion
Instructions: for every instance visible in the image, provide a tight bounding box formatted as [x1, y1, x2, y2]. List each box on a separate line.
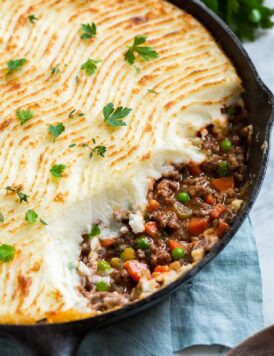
[78, 105, 250, 312]
[0, 0, 248, 324]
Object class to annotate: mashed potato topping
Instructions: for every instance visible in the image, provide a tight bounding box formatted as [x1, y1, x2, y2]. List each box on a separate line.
[0, 0, 242, 323]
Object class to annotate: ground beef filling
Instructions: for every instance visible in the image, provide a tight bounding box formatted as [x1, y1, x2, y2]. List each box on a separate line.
[79, 106, 249, 311]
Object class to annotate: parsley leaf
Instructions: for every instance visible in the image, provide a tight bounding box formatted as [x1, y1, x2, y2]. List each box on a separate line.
[202, 0, 274, 41]
[69, 143, 76, 148]
[25, 209, 38, 224]
[82, 140, 107, 159]
[7, 58, 26, 74]
[40, 218, 47, 225]
[51, 64, 61, 75]
[28, 14, 38, 24]
[0, 244, 15, 262]
[80, 23, 97, 39]
[6, 186, 29, 203]
[80, 59, 100, 76]
[147, 88, 157, 94]
[16, 110, 34, 125]
[92, 145, 107, 158]
[103, 102, 132, 127]
[50, 164, 66, 178]
[49, 123, 65, 141]
[68, 109, 85, 119]
[125, 36, 159, 65]
[89, 224, 101, 238]
[0, 212, 4, 223]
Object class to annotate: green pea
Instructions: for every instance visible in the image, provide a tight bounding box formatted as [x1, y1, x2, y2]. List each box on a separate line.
[177, 192, 190, 204]
[220, 139, 233, 152]
[249, 9, 262, 23]
[95, 281, 109, 292]
[136, 237, 150, 250]
[97, 260, 111, 272]
[171, 247, 185, 261]
[218, 161, 230, 177]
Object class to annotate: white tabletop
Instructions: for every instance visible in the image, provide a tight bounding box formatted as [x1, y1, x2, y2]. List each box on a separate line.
[178, 14, 274, 356]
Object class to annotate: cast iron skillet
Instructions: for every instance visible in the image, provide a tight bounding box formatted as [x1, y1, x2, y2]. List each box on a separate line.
[0, 1, 273, 355]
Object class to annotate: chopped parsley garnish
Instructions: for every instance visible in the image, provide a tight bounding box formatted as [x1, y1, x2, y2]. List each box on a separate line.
[80, 59, 100, 76]
[80, 23, 97, 40]
[68, 109, 85, 119]
[82, 139, 107, 159]
[69, 143, 76, 148]
[7, 58, 26, 74]
[92, 145, 107, 158]
[147, 88, 157, 94]
[6, 186, 29, 203]
[0, 213, 4, 223]
[25, 209, 38, 224]
[50, 164, 66, 178]
[0, 244, 15, 262]
[89, 224, 101, 238]
[51, 64, 61, 75]
[49, 123, 65, 141]
[16, 109, 34, 125]
[39, 218, 47, 225]
[28, 14, 38, 24]
[103, 102, 132, 127]
[125, 36, 159, 65]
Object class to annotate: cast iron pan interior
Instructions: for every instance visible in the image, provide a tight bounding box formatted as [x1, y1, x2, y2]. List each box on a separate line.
[0, 1, 273, 355]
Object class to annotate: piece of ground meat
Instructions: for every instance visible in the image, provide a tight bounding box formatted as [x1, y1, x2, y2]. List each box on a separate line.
[149, 209, 179, 230]
[150, 240, 171, 267]
[154, 179, 179, 205]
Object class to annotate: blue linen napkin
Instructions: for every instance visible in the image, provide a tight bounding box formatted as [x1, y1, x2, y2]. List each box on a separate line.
[0, 218, 263, 355]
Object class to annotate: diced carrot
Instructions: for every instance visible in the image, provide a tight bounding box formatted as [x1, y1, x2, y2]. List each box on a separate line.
[211, 176, 235, 192]
[144, 221, 158, 238]
[205, 194, 215, 206]
[154, 265, 169, 273]
[188, 217, 210, 236]
[210, 204, 227, 219]
[101, 239, 116, 248]
[124, 261, 148, 282]
[216, 219, 229, 237]
[189, 161, 202, 176]
[168, 239, 183, 251]
[147, 199, 160, 212]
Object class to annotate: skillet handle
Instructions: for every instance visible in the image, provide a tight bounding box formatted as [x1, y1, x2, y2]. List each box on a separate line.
[0, 324, 89, 356]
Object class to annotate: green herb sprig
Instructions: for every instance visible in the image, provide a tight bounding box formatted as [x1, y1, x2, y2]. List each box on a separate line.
[0, 244, 15, 262]
[16, 110, 34, 125]
[89, 224, 101, 238]
[82, 138, 107, 159]
[25, 209, 47, 225]
[68, 109, 85, 119]
[125, 36, 159, 65]
[103, 102, 132, 127]
[80, 23, 97, 40]
[49, 123, 65, 141]
[80, 59, 101, 76]
[7, 58, 26, 74]
[50, 164, 66, 178]
[28, 15, 38, 24]
[5, 186, 29, 204]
